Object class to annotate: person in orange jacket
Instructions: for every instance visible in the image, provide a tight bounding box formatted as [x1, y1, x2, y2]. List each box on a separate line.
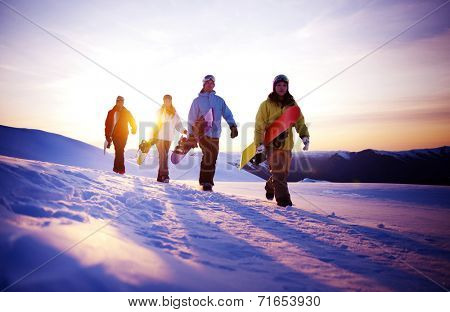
[105, 96, 136, 174]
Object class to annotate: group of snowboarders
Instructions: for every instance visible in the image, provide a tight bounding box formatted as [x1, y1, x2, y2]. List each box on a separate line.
[104, 74, 309, 207]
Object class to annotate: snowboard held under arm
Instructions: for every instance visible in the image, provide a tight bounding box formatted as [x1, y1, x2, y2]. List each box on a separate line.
[171, 108, 213, 165]
[240, 105, 300, 169]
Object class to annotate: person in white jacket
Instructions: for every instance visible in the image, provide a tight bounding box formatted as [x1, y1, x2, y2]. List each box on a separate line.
[155, 94, 187, 183]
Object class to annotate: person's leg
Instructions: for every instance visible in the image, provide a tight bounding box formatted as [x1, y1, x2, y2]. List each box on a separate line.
[198, 136, 219, 186]
[156, 140, 163, 181]
[162, 140, 170, 180]
[113, 141, 120, 173]
[267, 149, 292, 206]
[265, 145, 275, 199]
[156, 140, 170, 181]
[265, 176, 275, 200]
[113, 136, 127, 174]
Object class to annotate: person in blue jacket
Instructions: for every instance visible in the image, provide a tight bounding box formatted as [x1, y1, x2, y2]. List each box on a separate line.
[188, 74, 238, 191]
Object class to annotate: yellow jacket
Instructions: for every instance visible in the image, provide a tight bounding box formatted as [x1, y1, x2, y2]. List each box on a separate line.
[254, 99, 309, 150]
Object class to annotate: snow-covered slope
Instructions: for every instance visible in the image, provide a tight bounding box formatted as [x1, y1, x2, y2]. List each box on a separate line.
[0, 125, 113, 171]
[1, 155, 449, 291]
[0, 125, 260, 182]
[130, 151, 260, 182]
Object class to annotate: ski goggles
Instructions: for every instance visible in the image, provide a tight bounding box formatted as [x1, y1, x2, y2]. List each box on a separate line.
[202, 74, 215, 84]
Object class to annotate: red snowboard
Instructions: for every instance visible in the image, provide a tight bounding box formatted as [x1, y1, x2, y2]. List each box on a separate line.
[263, 105, 300, 144]
[240, 105, 300, 168]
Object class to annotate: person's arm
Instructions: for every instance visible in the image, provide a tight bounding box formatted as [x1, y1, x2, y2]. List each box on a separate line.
[174, 112, 187, 134]
[105, 110, 113, 140]
[187, 100, 199, 135]
[128, 110, 137, 134]
[294, 110, 309, 138]
[294, 107, 310, 150]
[254, 102, 267, 146]
[221, 98, 236, 127]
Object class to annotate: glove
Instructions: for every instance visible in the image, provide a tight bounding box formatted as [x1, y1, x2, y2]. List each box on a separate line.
[106, 136, 112, 148]
[256, 144, 265, 154]
[252, 144, 266, 165]
[302, 136, 310, 151]
[230, 125, 238, 139]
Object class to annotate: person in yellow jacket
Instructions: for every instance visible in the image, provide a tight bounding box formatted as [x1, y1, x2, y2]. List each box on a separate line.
[254, 74, 310, 207]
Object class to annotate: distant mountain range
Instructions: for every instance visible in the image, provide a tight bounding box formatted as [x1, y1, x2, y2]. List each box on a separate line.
[240, 147, 450, 185]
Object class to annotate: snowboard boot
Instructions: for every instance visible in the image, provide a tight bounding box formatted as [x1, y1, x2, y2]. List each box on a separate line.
[202, 183, 213, 192]
[265, 191, 274, 200]
[277, 197, 293, 207]
[114, 168, 125, 175]
[265, 179, 274, 200]
[157, 176, 170, 183]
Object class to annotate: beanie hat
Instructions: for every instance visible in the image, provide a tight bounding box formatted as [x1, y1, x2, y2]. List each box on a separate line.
[273, 74, 289, 91]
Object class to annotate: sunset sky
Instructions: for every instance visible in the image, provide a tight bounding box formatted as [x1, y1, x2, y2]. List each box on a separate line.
[0, 0, 449, 152]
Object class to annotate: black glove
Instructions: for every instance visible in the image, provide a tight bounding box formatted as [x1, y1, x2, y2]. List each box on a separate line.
[252, 152, 266, 165]
[230, 125, 238, 139]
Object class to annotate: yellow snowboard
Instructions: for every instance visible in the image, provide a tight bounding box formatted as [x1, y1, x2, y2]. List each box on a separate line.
[136, 139, 156, 166]
[240, 142, 256, 169]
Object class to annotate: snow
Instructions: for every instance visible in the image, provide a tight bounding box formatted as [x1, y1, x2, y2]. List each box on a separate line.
[336, 151, 351, 160]
[132, 151, 260, 182]
[0, 125, 449, 291]
[0, 125, 261, 182]
[1, 155, 449, 291]
[301, 178, 326, 183]
[0, 125, 113, 171]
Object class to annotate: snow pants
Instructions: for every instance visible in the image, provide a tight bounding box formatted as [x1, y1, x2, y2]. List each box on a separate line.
[113, 135, 128, 173]
[198, 136, 220, 185]
[156, 139, 171, 181]
[265, 149, 292, 202]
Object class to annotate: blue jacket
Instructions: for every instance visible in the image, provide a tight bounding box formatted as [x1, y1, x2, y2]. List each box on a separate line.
[188, 91, 236, 138]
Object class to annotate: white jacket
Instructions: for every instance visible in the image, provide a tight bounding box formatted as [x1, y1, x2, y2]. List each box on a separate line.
[156, 109, 186, 141]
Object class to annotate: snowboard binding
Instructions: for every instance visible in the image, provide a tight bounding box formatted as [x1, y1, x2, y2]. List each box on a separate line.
[171, 108, 213, 165]
[138, 139, 152, 154]
[173, 136, 198, 155]
[251, 151, 266, 165]
[272, 130, 288, 149]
